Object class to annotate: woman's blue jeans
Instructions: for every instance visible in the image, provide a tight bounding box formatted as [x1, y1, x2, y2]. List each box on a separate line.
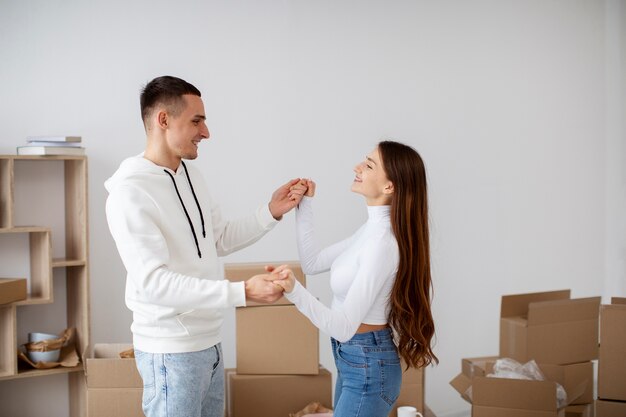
[134, 344, 224, 417]
[331, 328, 402, 417]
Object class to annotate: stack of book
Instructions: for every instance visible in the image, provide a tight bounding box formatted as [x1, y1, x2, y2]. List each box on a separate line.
[17, 136, 85, 156]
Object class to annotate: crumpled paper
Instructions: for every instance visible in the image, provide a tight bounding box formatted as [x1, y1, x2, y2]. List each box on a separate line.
[289, 401, 333, 417]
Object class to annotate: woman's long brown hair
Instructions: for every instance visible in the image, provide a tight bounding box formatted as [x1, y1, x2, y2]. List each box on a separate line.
[378, 140, 438, 368]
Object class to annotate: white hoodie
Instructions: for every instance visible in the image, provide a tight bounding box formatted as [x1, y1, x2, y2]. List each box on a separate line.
[104, 155, 277, 353]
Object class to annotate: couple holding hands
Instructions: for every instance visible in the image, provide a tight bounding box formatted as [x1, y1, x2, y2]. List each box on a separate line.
[105, 75, 437, 417]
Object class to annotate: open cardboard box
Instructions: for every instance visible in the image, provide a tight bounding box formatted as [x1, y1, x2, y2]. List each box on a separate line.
[598, 297, 626, 402]
[450, 357, 591, 417]
[500, 290, 600, 365]
[85, 343, 143, 417]
[226, 367, 332, 417]
[85, 343, 142, 388]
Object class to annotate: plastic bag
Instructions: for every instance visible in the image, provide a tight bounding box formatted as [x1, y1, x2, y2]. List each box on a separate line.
[487, 358, 567, 409]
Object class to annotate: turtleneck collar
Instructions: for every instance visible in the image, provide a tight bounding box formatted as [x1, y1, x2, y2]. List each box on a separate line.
[367, 204, 391, 222]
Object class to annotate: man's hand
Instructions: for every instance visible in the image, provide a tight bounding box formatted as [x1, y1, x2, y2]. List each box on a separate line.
[268, 178, 308, 220]
[244, 274, 284, 304]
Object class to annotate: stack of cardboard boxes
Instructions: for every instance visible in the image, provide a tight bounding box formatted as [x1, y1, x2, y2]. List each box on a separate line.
[596, 297, 626, 417]
[224, 262, 332, 417]
[451, 289, 601, 417]
[82, 261, 432, 417]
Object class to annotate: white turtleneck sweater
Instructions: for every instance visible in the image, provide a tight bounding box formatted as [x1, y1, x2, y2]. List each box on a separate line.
[284, 196, 399, 343]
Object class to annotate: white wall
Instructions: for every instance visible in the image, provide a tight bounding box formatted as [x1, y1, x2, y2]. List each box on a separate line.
[0, 1, 623, 416]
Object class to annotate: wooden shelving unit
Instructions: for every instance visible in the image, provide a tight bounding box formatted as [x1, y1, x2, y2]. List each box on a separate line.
[0, 155, 90, 417]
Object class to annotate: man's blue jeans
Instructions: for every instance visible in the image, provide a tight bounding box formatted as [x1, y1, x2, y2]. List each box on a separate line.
[134, 344, 224, 417]
[331, 328, 402, 417]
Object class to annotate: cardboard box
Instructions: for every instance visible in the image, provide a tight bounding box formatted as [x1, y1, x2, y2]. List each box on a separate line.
[389, 365, 425, 417]
[85, 344, 142, 388]
[452, 358, 593, 405]
[224, 261, 306, 307]
[500, 290, 600, 365]
[565, 403, 594, 417]
[87, 388, 143, 417]
[225, 367, 332, 417]
[236, 304, 319, 374]
[598, 298, 626, 402]
[0, 278, 27, 304]
[595, 399, 626, 417]
[86, 344, 143, 417]
[450, 358, 591, 416]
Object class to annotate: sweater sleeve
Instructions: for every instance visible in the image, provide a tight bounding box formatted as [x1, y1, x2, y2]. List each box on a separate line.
[105, 185, 246, 309]
[210, 198, 278, 257]
[296, 197, 352, 275]
[284, 236, 398, 342]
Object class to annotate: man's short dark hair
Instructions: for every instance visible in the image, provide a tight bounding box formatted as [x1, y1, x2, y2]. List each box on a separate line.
[140, 76, 202, 124]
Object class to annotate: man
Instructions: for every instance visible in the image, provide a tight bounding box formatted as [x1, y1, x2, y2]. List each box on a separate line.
[105, 75, 303, 417]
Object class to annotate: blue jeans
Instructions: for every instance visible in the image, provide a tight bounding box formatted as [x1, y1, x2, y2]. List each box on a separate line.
[134, 344, 224, 417]
[332, 328, 402, 417]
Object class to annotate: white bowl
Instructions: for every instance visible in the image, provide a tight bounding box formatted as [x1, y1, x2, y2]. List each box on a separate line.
[27, 349, 61, 363]
[28, 332, 59, 343]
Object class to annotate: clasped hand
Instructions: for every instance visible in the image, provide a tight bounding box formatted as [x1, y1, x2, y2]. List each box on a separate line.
[243, 265, 296, 304]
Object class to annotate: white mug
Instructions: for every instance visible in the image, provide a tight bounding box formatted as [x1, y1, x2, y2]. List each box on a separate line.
[397, 406, 423, 417]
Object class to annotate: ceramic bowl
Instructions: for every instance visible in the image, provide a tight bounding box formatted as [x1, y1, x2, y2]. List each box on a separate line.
[28, 332, 59, 343]
[27, 349, 61, 363]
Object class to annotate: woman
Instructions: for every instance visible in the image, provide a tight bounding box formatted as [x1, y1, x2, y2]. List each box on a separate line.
[272, 140, 438, 417]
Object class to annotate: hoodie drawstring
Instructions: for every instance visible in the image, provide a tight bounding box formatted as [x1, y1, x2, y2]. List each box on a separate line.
[164, 164, 205, 258]
[181, 161, 206, 239]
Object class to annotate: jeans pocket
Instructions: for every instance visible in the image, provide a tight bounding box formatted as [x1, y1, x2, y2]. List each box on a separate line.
[212, 344, 221, 372]
[337, 344, 367, 368]
[379, 358, 402, 406]
[134, 350, 157, 406]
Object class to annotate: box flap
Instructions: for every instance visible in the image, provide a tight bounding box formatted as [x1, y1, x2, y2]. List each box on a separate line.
[528, 297, 600, 325]
[563, 381, 587, 406]
[473, 377, 558, 411]
[462, 356, 499, 378]
[501, 290, 570, 318]
[449, 373, 472, 403]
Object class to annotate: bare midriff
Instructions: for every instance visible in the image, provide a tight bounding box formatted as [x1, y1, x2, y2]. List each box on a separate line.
[356, 323, 389, 333]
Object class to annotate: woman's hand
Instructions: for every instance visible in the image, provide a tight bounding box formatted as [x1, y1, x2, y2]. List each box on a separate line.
[267, 264, 296, 293]
[304, 179, 316, 197]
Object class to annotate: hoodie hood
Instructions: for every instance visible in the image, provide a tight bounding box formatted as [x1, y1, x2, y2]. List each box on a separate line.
[105, 153, 169, 193]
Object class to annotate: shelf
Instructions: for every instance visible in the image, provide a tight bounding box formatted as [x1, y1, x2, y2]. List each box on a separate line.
[52, 258, 86, 268]
[0, 155, 90, 417]
[0, 155, 86, 161]
[14, 295, 52, 306]
[0, 364, 84, 381]
[0, 226, 51, 234]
